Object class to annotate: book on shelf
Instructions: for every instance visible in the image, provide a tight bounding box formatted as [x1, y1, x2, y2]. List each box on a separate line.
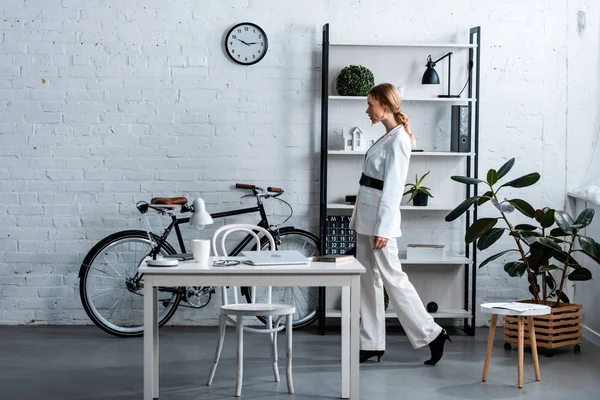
[312, 254, 354, 263]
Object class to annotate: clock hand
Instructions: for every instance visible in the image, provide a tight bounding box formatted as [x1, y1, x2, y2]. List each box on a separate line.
[246, 42, 257, 45]
[236, 38, 251, 46]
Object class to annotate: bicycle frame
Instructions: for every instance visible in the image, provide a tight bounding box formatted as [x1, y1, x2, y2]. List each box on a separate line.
[137, 194, 282, 267]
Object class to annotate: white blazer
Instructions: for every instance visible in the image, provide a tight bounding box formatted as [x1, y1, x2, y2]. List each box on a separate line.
[349, 125, 411, 238]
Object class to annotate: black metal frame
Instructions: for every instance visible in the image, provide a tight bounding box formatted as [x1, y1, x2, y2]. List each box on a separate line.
[317, 24, 481, 336]
[143, 200, 273, 262]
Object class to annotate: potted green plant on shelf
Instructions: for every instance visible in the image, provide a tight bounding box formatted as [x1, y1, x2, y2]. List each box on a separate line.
[336, 65, 375, 96]
[404, 171, 433, 206]
[445, 157, 598, 355]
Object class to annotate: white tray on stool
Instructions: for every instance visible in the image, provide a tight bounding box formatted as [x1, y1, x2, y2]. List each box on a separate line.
[480, 302, 552, 389]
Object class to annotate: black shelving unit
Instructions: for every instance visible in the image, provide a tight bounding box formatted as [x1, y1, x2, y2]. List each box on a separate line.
[317, 23, 481, 336]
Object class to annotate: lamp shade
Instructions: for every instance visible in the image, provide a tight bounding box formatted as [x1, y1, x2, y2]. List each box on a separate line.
[421, 56, 440, 85]
[189, 198, 213, 230]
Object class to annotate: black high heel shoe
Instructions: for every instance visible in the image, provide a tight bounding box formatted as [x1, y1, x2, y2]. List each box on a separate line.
[424, 329, 452, 365]
[360, 350, 385, 363]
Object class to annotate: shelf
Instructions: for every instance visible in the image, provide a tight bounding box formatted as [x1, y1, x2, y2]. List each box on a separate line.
[327, 203, 455, 211]
[329, 42, 477, 49]
[399, 256, 473, 265]
[328, 96, 477, 102]
[328, 150, 475, 157]
[326, 308, 472, 319]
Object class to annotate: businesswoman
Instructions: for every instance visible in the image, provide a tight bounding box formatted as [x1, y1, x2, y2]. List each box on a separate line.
[349, 83, 451, 365]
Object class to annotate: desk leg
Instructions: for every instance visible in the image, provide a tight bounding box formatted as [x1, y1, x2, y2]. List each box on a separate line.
[350, 276, 360, 400]
[144, 279, 159, 399]
[341, 286, 350, 398]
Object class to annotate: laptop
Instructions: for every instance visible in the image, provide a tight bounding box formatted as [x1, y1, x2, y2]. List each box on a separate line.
[241, 250, 310, 266]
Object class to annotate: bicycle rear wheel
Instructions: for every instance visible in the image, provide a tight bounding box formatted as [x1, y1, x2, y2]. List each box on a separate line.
[243, 227, 321, 329]
[78, 230, 181, 337]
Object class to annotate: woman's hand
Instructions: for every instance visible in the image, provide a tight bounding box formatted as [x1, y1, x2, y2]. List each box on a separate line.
[373, 236, 388, 250]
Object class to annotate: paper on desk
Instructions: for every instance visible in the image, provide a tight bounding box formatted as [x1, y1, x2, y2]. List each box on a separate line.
[489, 302, 549, 312]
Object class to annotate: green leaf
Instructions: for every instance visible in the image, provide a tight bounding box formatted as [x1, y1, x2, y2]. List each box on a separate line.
[504, 261, 526, 277]
[501, 172, 540, 188]
[540, 265, 560, 272]
[478, 249, 520, 268]
[536, 237, 563, 252]
[487, 169, 498, 186]
[527, 243, 553, 271]
[478, 191, 493, 206]
[491, 199, 515, 213]
[578, 236, 600, 264]
[574, 208, 595, 228]
[451, 176, 485, 185]
[477, 228, 504, 250]
[420, 188, 434, 197]
[465, 218, 498, 243]
[515, 224, 538, 231]
[445, 196, 480, 222]
[550, 227, 569, 236]
[417, 171, 430, 186]
[535, 208, 555, 228]
[552, 250, 580, 268]
[559, 292, 570, 303]
[568, 267, 592, 281]
[497, 158, 515, 180]
[545, 273, 556, 289]
[507, 199, 536, 218]
[554, 211, 574, 234]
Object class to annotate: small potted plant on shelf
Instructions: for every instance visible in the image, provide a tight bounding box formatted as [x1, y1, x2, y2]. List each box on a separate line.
[336, 65, 375, 96]
[404, 171, 433, 206]
[445, 158, 598, 355]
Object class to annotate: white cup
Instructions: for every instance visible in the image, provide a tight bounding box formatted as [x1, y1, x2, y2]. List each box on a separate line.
[192, 239, 211, 265]
[397, 85, 405, 98]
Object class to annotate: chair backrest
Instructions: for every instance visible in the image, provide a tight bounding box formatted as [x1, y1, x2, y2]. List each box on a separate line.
[211, 224, 276, 306]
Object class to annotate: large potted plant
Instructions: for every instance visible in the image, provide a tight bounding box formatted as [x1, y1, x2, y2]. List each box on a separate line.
[445, 158, 598, 355]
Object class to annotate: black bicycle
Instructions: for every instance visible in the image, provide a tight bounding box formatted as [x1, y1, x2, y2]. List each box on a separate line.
[78, 183, 321, 338]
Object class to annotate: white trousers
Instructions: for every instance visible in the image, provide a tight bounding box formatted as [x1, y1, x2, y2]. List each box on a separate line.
[356, 234, 442, 350]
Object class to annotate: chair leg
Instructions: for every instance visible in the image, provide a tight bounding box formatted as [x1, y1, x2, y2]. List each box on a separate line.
[528, 316, 541, 381]
[235, 315, 244, 397]
[286, 314, 294, 394]
[482, 314, 497, 382]
[207, 315, 227, 386]
[267, 316, 280, 382]
[518, 316, 524, 389]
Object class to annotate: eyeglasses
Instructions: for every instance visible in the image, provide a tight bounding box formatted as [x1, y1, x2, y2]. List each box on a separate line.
[212, 259, 240, 267]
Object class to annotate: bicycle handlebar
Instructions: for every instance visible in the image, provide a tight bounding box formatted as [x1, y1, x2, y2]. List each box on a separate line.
[235, 183, 255, 190]
[235, 183, 283, 194]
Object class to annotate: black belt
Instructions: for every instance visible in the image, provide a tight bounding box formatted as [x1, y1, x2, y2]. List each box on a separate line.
[359, 173, 384, 190]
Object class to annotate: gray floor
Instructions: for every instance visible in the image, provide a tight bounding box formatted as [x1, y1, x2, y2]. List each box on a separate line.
[0, 326, 598, 400]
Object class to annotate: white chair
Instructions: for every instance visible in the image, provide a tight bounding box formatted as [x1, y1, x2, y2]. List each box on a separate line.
[206, 224, 295, 397]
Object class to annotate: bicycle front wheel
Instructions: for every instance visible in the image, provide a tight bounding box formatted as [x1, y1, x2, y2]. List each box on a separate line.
[78, 230, 181, 337]
[244, 228, 321, 329]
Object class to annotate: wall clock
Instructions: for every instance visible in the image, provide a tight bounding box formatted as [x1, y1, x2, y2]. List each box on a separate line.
[225, 22, 268, 65]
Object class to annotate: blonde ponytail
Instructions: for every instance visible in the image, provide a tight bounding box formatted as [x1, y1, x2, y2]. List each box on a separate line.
[368, 83, 415, 144]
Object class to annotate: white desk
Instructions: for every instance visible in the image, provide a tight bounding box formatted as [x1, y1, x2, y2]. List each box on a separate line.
[139, 257, 365, 400]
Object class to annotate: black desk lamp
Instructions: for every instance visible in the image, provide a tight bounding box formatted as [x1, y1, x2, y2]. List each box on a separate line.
[421, 52, 460, 98]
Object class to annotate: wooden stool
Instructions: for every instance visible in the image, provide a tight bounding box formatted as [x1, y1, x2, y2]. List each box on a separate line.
[481, 303, 551, 388]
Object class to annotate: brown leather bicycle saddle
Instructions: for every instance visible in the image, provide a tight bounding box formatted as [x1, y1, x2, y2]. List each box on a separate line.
[150, 197, 188, 205]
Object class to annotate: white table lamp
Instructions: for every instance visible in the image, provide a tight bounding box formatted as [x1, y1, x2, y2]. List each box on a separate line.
[189, 198, 213, 229]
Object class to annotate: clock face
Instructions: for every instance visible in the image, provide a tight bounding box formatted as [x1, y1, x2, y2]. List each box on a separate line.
[225, 22, 268, 65]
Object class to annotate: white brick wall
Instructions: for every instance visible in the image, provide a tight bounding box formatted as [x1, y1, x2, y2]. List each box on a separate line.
[0, 0, 597, 327]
